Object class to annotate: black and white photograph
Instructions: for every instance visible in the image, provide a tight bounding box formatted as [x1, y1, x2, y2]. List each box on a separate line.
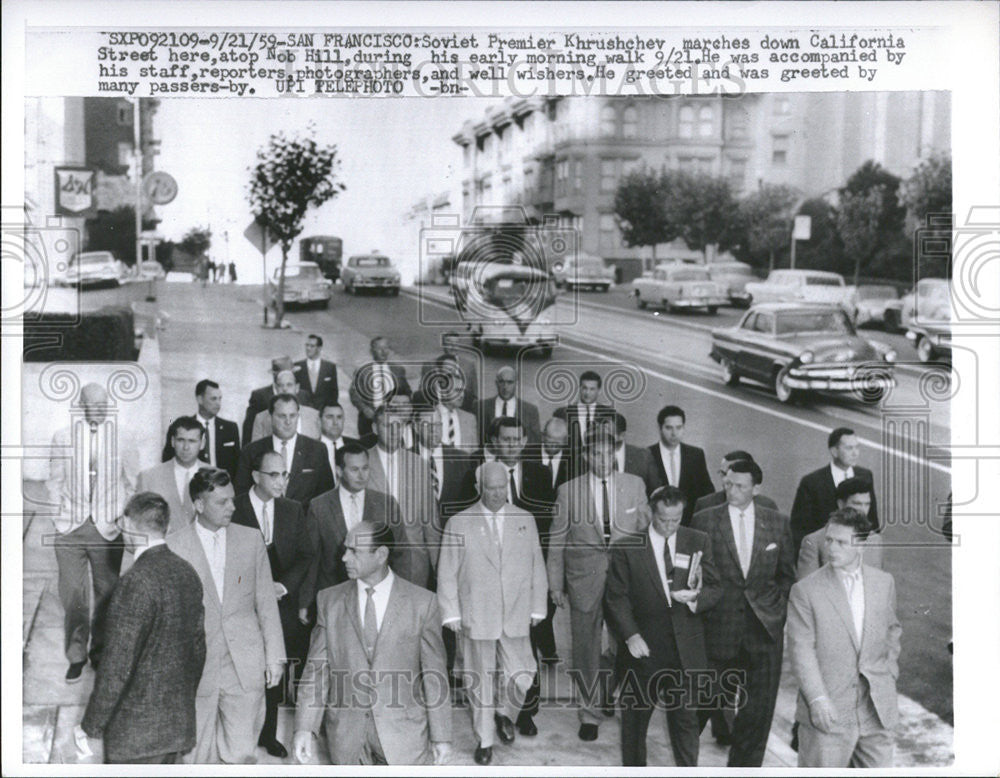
[3, 1, 999, 774]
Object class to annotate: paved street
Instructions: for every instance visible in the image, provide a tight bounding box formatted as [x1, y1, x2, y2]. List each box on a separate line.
[21, 280, 954, 765]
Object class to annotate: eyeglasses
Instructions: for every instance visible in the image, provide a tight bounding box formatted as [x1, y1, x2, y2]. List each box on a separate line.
[257, 470, 289, 480]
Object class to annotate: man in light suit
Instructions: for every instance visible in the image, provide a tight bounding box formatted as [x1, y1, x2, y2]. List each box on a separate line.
[47, 383, 137, 682]
[139, 416, 203, 537]
[642, 405, 715, 525]
[366, 405, 439, 588]
[691, 459, 796, 767]
[350, 336, 412, 438]
[798, 477, 884, 579]
[251, 370, 321, 441]
[548, 429, 649, 741]
[477, 366, 541, 447]
[293, 522, 452, 765]
[293, 334, 339, 412]
[788, 508, 901, 767]
[167, 468, 285, 764]
[234, 393, 335, 512]
[438, 462, 548, 765]
[302, 442, 404, 607]
[692, 450, 780, 516]
[790, 427, 879, 552]
[162, 379, 241, 478]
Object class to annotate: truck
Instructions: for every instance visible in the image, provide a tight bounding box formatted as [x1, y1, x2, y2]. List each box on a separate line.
[299, 235, 343, 281]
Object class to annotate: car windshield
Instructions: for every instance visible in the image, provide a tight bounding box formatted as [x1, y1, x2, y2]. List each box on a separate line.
[353, 256, 389, 267]
[857, 285, 898, 300]
[775, 310, 854, 335]
[669, 269, 710, 282]
[283, 265, 321, 279]
[805, 275, 844, 286]
[75, 253, 114, 266]
[712, 266, 753, 277]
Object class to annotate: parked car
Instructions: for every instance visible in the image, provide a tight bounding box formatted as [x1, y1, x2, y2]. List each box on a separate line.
[136, 260, 166, 281]
[706, 261, 758, 307]
[553, 254, 615, 292]
[743, 269, 853, 313]
[267, 261, 333, 309]
[906, 318, 952, 363]
[341, 252, 401, 295]
[710, 302, 897, 404]
[884, 277, 950, 332]
[852, 284, 900, 327]
[57, 251, 121, 289]
[630, 263, 728, 313]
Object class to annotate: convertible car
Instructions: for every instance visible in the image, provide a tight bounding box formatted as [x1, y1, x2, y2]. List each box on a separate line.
[710, 303, 897, 403]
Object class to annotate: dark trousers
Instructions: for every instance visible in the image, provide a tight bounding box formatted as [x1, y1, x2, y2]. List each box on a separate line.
[529, 594, 558, 660]
[619, 638, 700, 767]
[706, 611, 783, 768]
[107, 751, 179, 763]
[53, 521, 123, 665]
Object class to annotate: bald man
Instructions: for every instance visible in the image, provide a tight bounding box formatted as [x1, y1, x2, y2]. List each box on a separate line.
[47, 383, 138, 682]
[251, 370, 321, 441]
[529, 417, 571, 490]
[477, 367, 541, 447]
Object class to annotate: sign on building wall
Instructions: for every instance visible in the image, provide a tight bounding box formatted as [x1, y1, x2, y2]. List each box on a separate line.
[53, 166, 96, 217]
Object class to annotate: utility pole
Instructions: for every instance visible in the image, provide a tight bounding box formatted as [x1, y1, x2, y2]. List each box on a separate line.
[133, 98, 143, 274]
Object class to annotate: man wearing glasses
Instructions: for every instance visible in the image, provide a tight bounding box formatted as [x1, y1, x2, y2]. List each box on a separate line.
[232, 450, 315, 758]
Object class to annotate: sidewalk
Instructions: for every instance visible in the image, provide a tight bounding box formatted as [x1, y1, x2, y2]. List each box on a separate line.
[20, 282, 954, 767]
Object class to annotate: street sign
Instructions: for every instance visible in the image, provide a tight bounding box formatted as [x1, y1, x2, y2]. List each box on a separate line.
[54, 167, 96, 217]
[142, 171, 178, 205]
[793, 215, 812, 241]
[243, 220, 275, 255]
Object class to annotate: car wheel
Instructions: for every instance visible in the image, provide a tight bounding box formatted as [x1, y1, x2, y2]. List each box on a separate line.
[721, 358, 740, 386]
[635, 293, 646, 309]
[917, 335, 936, 363]
[707, 305, 719, 315]
[774, 366, 796, 403]
[600, 284, 610, 293]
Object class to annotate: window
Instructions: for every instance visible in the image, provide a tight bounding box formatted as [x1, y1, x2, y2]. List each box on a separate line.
[622, 106, 638, 138]
[774, 96, 791, 116]
[117, 141, 133, 167]
[556, 159, 569, 196]
[772, 134, 789, 165]
[600, 105, 617, 137]
[600, 159, 617, 192]
[116, 103, 132, 126]
[463, 145, 471, 166]
[678, 156, 712, 176]
[573, 159, 583, 192]
[728, 107, 748, 139]
[599, 214, 619, 250]
[679, 106, 695, 139]
[698, 105, 714, 138]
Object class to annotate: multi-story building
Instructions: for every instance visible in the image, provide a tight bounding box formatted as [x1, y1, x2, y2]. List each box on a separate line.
[452, 92, 950, 277]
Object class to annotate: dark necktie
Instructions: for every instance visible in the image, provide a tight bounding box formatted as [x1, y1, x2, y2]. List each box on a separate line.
[428, 453, 441, 499]
[501, 400, 509, 417]
[663, 538, 674, 578]
[601, 478, 611, 545]
[363, 586, 378, 656]
[509, 468, 518, 504]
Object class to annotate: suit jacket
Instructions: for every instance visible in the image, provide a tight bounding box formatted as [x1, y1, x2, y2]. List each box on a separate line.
[464, 459, 556, 554]
[80, 545, 206, 762]
[437, 501, 548, 640]
[232, 492, 315, 631]
[620, 443, 651, 479]
[349, 361, 412, 418]
[420, 353, 480, 412]
[553, 402, 616, 475]
[691, 504, 796, 660]
[476, 396, 541, 446]
[528, 447, 571, 491]
[294, 358, 339, 411]
[234, 435, 335, 512]
[295, 576, 451, 764]
[136, 461, 196, 538]
[242, 385, 311, 446]
[318, 434, 361, 484]
[167, 522, 285, 694]
[161, 415, 240, 478]
[547, 471, 650, 612]
[434, 405, 478, 450]
[788, 564, 901, 730]
[250, 405, 321, 442]
[302, 487, 403, 605]
[604, 527, 716, 672]
[417, 445, 477, 522]
[47, 423, 137, 539]
[366, 445, 439, 588]
[643, 442, 715, 525]
[790, 464, 879, 550]
[796, 526, 884, 580]
[693, 490, 779, 516]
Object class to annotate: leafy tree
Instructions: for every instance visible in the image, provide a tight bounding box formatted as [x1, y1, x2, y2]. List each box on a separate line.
[837, 188, 884, 285]
[670, 173, 741, 261]
[247, 125, 346, 326]
[837, 160, 909, 282]
[842, 160, 905, 235]
[734, 184, 800, 272]
[614, 167, 678, 268]
[899, 152, 952, 222]
[793, 197, 847, 274]
[178, 226, 212, 257]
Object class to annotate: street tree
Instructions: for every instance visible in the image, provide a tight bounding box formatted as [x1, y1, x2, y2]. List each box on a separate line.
[836, 188, 884, 285]
[671, 173, 741, 262]
[735, 184, 801, 272]
[614, 167, 678, 268]
[178, 226, 212, 257]
[899, 150, 952, 253]
[247, 125, 346, 326]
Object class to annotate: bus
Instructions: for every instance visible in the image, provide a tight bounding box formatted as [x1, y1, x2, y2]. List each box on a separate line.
[299, 235, 343, 281]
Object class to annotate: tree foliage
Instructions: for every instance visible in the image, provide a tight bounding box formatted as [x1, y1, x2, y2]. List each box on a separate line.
[85, 206, 155, 265]
[734, 184, 800, 271]
[899, 151, 952, 227]
[247, 125, 346, 325]
[178, 226, 212, 257]
[614, 168, 674, 255]
[836, 188, 884, 286]
[670, 173, 741, 258]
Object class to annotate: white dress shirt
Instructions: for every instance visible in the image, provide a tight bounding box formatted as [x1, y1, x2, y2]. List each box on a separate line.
[132, 538, 166, 563]
[248, 487, 274, 544]
[306, 357, 321, 392]
[494, 396, 517, 418]
[647, 526, 698, 612]
[505, 461, 521, 504]
[728, 501, 756, 577]
[614, 445, 626, 474]
[321, 435, 342, 483]
[194, 520, 226, 600]
[357, 569, 395, 631]
[173, 460, 199, 504]
[197, 413, 216, 466]
[339, 485, 365, 533]
[659, 442, 680, 486]
[830, 462, 855, 486]
[836, 561, 865, 641]
[273, 433, 297, 472]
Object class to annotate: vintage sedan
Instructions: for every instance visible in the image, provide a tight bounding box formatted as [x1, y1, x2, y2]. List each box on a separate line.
[631, 263, 728, 313]
[553, 254, 615, 292]
[883, 277, 950, 332]
[853, 284, 900, 327]
[341, 252, 401, 295]
[743, 269, 853, 310]
[706, 261, 758, 307]
[710, 303, 897, 403]
[57, 251, 121, 289]
[267, 261, 333, 309]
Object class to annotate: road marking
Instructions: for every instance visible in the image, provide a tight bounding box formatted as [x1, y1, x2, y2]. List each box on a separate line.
[406, 288, 949, 475]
